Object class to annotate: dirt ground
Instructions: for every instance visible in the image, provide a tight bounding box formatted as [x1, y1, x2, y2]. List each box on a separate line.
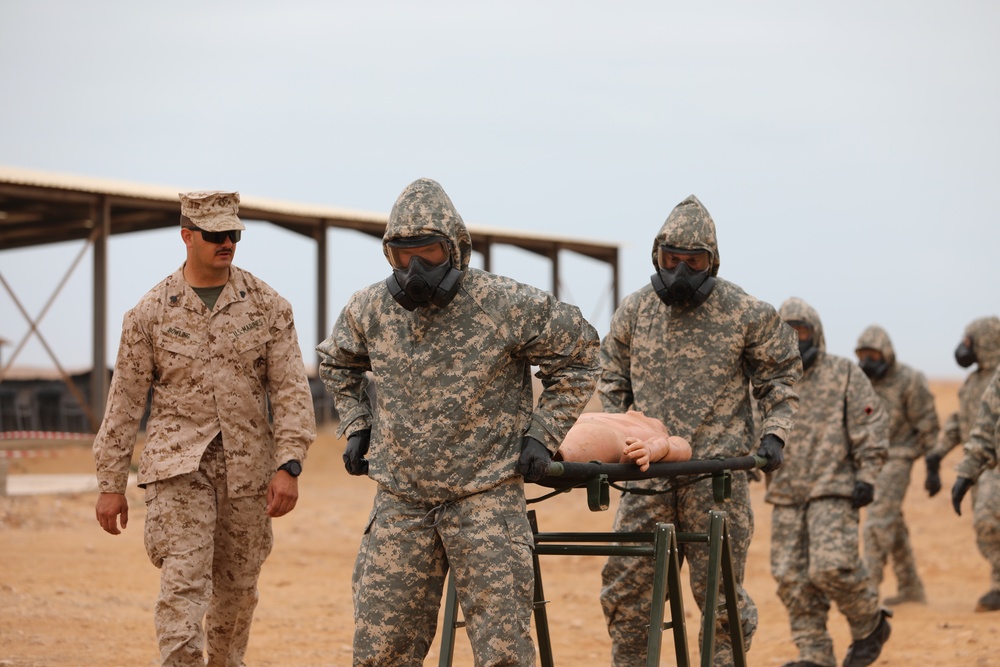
[2, 380, 998, 666]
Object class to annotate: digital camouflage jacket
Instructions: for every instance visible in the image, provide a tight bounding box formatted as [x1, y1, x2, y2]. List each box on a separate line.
[933, 316, 1000, 459]
[855, 324, 939, 461]
[765, 297, 888, 506]
[317, 178, 599, 505]
[957, 366, 1000, 480]
[599, 195, 801, 484]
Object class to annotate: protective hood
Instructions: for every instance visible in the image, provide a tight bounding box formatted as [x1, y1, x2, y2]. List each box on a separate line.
[382, 178, 473, 271]
[855, 324, 896, 367]
[650, 195, 720, 277]
[779, 296, 826, 354]
[964, 316, 1000, 371]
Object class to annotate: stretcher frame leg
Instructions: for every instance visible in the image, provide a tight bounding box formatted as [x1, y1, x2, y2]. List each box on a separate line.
[696, 509, 747, 667]
[527, 511, 556, 666]
[437, 521, 690, 666]
[438, 571, 462, 667]
[648, 521, 689, 667]
[437, 467, 750, 667]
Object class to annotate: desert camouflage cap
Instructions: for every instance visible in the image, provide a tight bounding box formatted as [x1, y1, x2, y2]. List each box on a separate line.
[178, 190, 245, 232]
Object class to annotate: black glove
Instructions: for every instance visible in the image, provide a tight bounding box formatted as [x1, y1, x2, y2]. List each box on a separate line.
[516, 436, 551, 483]
[952, 476, 974, 516]
[851, 481, 875, 509]
[343, 429, 372, 476]
[924, 454, 942, 497]
[756, 434, 785, 474]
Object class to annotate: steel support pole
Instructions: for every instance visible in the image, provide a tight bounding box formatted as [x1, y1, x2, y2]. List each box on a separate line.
[91, 196, 110, 431]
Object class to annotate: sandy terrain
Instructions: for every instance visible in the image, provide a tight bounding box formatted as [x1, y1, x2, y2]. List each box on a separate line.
[1, 379, 998, 666]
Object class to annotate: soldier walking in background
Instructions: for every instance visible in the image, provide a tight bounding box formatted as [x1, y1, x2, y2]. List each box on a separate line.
[317, 178, 598, 667]
[952, 365, 1000, 612]
[854, 324, 940, 605]
[93, 191, 317, 666]
[767, 297, 890, 667]
[930, 316, 1000, 612]
[598, 195, 801, 667]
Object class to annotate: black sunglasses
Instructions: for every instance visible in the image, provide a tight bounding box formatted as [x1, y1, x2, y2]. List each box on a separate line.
[184, 227, 241, 244]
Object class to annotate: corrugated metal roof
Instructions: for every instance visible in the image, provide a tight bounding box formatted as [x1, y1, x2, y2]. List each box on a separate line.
[0, 164, 620, 250]
[0, 164, 183, 200]
[0, 164, 386, 224]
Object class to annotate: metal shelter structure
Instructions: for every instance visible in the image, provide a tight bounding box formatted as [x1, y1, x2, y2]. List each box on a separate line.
[0, 165, 620, 432]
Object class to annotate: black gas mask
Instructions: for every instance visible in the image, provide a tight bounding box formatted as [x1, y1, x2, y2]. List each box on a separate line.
[859, 357, 890, 380]
[650, 245, 716, 308]
[798, 338, 819, 371]
[955, 337, 977, 368]
[385, 236, 463, 311]
[787, 320, 819, 371]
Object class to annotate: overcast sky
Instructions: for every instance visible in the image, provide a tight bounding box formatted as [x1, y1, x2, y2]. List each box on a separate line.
[1, 1, 998, 379]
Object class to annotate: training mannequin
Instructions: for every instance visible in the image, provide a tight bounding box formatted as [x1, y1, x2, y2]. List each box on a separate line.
[556, 410, 692, 470]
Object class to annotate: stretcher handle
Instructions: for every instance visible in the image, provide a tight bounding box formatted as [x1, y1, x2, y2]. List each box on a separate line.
[543, 455, 767, 482]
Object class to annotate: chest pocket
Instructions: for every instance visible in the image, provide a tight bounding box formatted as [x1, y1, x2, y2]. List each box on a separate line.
[232, 324, 272, 374]
[153, 331, 205, 385]
[156, 332, 203, 363]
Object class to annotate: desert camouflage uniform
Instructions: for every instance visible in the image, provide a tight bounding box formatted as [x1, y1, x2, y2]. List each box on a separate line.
[942, 317, 1000, 599]
[767, 298, 888, 667]
[855, 324, 939, 601]
[94, 265, 316, 666]
[317, 178, 599, 667]
[598, 195, 801, 667]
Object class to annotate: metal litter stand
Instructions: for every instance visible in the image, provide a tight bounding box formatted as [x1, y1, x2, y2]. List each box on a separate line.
[438, 455, 763, 667]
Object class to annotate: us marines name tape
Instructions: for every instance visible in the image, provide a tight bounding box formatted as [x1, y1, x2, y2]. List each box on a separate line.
[231, 319, 263, 339]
